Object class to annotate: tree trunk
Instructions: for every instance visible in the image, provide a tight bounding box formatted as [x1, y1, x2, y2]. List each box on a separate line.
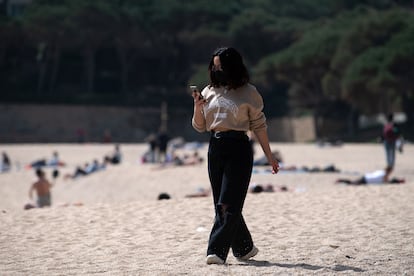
[84, 46, 95, 94]
[36, 43, 47, 95]
[346, 106, 359, 138]
[37, 62, 47, 95]
[0, 45, 5, 66]
[49, 44, 61, 94]
[115, 41, 129, 94]
[1, 0, 8, 16]
[313, 110, 321, 140]
[402, 90, 414, 123]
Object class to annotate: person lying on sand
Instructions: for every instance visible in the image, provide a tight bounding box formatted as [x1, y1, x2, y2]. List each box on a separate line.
[253, 150, 283, 166]
[249, 183, 289, 193]
[335, 169, 405, 185]
[152, 151, 204, 170]
[64, 159, 106, 180]
[27, 151, 66, 169]
[185, 187, 211, 198]
[254, 152, 340, 173]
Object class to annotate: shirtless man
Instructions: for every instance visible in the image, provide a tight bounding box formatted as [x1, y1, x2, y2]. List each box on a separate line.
[29, 169, 53, 207]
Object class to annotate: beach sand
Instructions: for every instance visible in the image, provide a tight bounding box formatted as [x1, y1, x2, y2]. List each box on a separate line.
[0, 143, 413, 275]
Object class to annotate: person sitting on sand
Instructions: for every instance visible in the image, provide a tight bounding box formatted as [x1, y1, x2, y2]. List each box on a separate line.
[335, 169, 405, 185]
[105, 144, 122, 165]
[143, 133, 158, 163]
[1, 151, 11, 173]
[28, 168, 53, 208]
[84, 159, 106, 174]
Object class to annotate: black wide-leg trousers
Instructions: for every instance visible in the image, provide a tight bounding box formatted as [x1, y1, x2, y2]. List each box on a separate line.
[206, 134, 254, 261]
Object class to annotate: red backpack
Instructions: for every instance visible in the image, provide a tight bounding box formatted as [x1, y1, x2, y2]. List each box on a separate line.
[383, 123, 399, 142]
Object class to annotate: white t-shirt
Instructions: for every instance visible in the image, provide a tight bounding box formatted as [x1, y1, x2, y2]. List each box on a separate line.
[364, 170, 386, 184]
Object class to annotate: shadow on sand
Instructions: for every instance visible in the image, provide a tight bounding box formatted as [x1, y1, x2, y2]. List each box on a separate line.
[235, 260, 365, 273]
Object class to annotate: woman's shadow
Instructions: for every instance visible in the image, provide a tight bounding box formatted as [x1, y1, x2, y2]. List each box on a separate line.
[236, 260, 364, 273]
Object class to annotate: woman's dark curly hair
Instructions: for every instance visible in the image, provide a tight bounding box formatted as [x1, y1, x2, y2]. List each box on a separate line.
[208, 47, 249, 89]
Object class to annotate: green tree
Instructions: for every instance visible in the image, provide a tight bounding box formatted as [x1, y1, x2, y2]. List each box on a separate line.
[254, 12, 354, 136]
[2, 0, 414, 141]
[24, 2, 71, 94]
[67, 0, 117, 94]
[342, 10, 414, 119]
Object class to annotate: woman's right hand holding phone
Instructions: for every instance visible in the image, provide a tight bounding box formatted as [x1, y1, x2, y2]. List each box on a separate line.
[191, 86, 206, 108]
[191, 86, 206, 128]
[193, 92, 204, 104]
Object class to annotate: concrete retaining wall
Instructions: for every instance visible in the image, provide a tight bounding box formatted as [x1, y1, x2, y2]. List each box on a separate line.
[0, 104, 315, 143]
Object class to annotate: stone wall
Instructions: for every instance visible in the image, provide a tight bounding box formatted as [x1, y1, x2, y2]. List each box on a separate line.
[0, 104, 191, 143]
[267, 116, 316, 142]
[0, 104, 315, 143]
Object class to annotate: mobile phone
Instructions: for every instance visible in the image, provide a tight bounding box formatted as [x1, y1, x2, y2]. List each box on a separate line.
[189, 85, 203, 99]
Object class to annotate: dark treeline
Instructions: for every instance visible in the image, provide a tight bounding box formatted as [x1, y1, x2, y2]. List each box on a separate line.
[1, 0, 413, 139]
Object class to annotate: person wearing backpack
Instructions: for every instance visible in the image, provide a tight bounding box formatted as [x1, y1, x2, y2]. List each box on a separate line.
[382, 113, 403, 181]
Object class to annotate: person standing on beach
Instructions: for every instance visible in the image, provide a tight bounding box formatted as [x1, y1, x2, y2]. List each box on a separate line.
[29, 168, 53, 208]
[191, 47, 279, 265]
[382, 113, 403, 181]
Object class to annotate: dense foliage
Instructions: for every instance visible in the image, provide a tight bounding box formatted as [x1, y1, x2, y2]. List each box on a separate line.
[1, 0, 413, 137]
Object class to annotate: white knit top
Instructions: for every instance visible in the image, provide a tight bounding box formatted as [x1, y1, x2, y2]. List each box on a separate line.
[192, 83, 267, 133]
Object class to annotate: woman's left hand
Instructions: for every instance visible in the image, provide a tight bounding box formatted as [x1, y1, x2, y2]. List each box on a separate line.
[271, 159, 279, 174]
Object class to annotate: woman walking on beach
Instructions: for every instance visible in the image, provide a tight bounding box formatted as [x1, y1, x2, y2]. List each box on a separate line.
[191, 47, 279, 264]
